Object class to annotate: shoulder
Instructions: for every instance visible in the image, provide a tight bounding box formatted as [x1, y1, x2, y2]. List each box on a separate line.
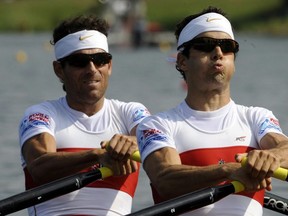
[107, 98, 146, 108]
[23, 98, 63, 117]
[138, 107, 178, 129]
[108, 98, 149, 114]
[235, 103, 274, 118]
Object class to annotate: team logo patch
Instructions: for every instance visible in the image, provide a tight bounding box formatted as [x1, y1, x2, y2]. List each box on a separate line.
[235, 136, 246, 142]
[139, 129, 167, 152]
[20, 112, 51, 136]
[259, 118, 282, 135]
[133, 108, 150, 122]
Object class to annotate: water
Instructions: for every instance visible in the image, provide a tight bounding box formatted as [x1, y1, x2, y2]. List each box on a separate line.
[0, 33, 287, 215]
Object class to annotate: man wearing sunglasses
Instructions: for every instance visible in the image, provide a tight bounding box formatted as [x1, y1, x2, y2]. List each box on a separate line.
[136, 6, 288, 215]
[18, 15, 150, 215]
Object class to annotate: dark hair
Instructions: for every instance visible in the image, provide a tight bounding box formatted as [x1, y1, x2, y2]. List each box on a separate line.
[174, 6, 229, 80]
[51, 15, 110, 91]
[51, 15, 109, 45]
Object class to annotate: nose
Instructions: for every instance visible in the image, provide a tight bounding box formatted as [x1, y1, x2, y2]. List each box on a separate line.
[211, 46, 223, 60]
[85, 61, 99, 74]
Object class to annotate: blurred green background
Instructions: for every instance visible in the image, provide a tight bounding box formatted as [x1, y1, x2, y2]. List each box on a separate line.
[0, 0, 287, 35]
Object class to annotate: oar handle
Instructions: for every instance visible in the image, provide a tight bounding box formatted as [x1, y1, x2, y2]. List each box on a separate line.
[241, 157, 288, 181]
[231, 181, 245, 193]
[99, 167, 113, 178]
[130, 150, 141, 163]
[99, 150, 141, 178]
[105, 141, 141, 163]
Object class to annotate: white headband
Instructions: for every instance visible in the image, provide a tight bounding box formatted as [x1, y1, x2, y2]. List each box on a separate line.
[54, 30, 108, 60]
[177, 12, 234, 50]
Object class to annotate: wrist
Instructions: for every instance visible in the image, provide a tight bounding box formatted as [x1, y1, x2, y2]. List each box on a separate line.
[220, 162, 240, 181]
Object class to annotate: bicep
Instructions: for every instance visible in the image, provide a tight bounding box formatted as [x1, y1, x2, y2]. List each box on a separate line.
[22, 132, 56, 166]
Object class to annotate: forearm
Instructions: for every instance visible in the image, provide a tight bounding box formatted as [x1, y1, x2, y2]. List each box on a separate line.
[27, 149, 104, 184]
[156, 164, 227, 199]
[145, 161, 241, 200]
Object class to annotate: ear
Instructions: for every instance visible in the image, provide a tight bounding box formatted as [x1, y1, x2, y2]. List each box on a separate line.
[53, 61, 64, 81]
[176, 52, 188, 72]
[107, 60, 112, 76]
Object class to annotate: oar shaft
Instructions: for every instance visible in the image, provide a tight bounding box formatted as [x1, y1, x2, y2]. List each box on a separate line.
[0, 150, 141, 215]
[128, 183, 238, 216]
[0, 150, 138, 215]
[264, 192, 288, 215]
[0, 168, 108, 215]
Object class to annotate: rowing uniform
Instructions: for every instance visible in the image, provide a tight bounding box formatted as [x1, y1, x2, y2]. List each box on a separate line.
[19, 97, 150, 216]
[137, 100, 284, 216]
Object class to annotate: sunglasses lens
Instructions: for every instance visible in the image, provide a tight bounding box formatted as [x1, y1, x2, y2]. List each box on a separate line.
[92, 53, 112, 67]
[60, 53, 112, 68]
[69, 55, 90, 67]
[189, 38, 239, 53]
[221, 40, 239, 53]
[193, 39, 215, 52]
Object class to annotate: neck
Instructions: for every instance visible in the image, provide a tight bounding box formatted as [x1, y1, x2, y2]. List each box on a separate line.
[65, 96, 105, 116]
[185, 88, 231, 111]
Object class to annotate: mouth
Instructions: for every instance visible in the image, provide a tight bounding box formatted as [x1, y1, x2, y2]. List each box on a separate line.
[83, 80, 100, 87]
[210, 63, 225, 82]
[212, 63, 224, 71]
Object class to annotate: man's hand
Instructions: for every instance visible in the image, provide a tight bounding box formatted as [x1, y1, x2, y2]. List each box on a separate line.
[99, 134, 138, 176]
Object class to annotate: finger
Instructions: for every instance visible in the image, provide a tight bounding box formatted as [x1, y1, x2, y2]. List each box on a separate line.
[257, 162, 272, 180]
[123, 161, 133, 174]
[113, 136, 137, 162]
[113, 136, 128, 160]
[250, 157, 265, 178]
[265, 179, 273, 191]
[130, 160, 138, 173]
[112, 161, 121, 176]
[118, 137, 131, 161]
[118, 162, 126, 175]
[100, 141, 109, 149]
[235, 153, 247, 163]
[108, 134, 124, 159]
[245, 151, 259, 173]
[120, 138, 138, 162]
[259, 179, 268, 190]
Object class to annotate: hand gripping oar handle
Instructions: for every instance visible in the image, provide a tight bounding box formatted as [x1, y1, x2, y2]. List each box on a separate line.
[241, 157, 288, 182]
[104, 142, 141, 163]
[99, 150, 141, 178]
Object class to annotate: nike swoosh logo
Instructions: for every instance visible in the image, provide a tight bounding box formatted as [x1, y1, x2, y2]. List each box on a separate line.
[206, 17, 221, 22]
[79, 34, 94, 41]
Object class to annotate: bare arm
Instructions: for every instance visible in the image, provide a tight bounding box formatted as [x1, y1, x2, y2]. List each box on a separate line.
[143, 146, 259, 200]
[22, 132, 108, 184]
[22, 131, 138, 184]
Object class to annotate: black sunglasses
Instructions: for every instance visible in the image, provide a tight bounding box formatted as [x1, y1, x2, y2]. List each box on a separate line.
[179, 37, 239, 53]
[59, 52, 112, 68]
